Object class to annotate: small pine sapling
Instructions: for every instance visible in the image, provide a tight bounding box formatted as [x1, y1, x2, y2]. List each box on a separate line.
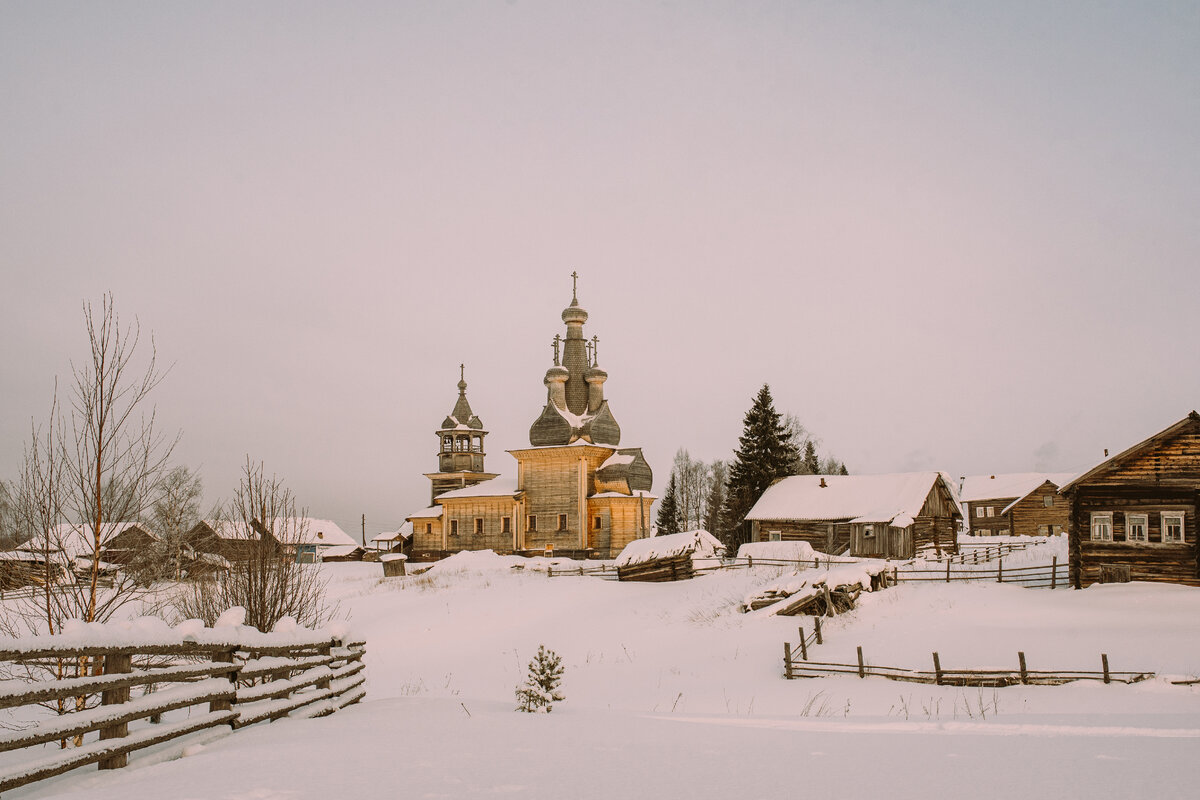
[515, 645, 565, 713]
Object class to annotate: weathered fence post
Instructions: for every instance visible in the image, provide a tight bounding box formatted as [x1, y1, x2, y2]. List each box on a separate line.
[98, 653, 133, 769]
[317, 641, 334, 692]
[997, 558, 1003, 583]
[856, 646, 865, 678]
[814, 616, 823, 645]
[893, 566, 899, 586]
[784, 642, 793, 679]
[822, 584, 835, 616]
[945, 559, 951, 583]
[798, 626, 808, 660]
[1051, 556, 1058, 589]
[1018, 651, 1028, 685]
[210, 648, 236, 716]
[932, 652, 943, 686]
[1102, 653, 1111, 684]
[747, 555, 753, 569]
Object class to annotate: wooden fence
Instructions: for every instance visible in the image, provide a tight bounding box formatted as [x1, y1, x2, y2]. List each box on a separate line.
[0, 632, 365, 793]
[931, 539, 1040, 565]
[784, 644, 1152, 686]
[893, 557, 1068, 588]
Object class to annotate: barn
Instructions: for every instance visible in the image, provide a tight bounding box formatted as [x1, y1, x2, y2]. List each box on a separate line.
[745, 472, 962, 559]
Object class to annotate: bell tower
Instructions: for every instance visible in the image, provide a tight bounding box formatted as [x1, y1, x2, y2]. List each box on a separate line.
[424, 366, 498, 503]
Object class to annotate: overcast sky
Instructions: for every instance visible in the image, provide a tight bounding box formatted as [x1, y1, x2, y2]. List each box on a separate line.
[2, 1, 1198, 540]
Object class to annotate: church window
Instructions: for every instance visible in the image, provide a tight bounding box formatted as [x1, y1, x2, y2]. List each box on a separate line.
[558, 514, 568, 531]
[472, 436, 482, 453]
[593, 516, 602, 530]
[474, 518, 484, 535]
[442, 436, 452, 452]
[502, 517, 511, 534]
[528, 515, 537, 532]
[450, 519, 459, 536]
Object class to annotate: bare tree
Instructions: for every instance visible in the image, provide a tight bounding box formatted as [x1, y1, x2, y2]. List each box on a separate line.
[702, 459, 727, 535]
[150, 466, 203, 580]
[173, 459, 334, 633]
[671, 449, 710, 531]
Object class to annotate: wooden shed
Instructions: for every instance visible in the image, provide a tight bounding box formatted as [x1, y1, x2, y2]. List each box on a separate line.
[1061, 411, 1200, 588]
[745, 472, 961, 559]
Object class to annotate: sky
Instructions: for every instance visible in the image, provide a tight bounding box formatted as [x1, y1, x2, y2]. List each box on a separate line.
[2, 1, 1198, 541]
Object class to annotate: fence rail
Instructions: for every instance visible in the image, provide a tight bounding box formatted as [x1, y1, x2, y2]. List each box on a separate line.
[0, 632, 365, 793]
[928, 540, 1040, 565]
[783, 645, 1151, 687]
[893, 557, 1067, 588]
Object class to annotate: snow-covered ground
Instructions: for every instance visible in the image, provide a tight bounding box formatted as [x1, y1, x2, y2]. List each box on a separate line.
[9, 549, 1200, 799]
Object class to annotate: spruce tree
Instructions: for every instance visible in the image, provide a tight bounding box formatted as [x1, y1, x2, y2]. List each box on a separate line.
[515, 645, 565, 713]
[656, 472, 682, 535]
[839, 462, 849, 476]
[719, 384, 799, 552]
[803, 440, 820, 475]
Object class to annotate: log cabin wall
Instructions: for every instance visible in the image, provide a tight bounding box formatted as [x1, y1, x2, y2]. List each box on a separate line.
[751, 520, 851, 553]
[964, 498, 1016, 536]
[588, 495, 652, 557]
[910, 482, 961, 556]
[1069, 486, 1198, 587]
[850, 523, 911, 558]
[439, 497, 520, 554]
[1009, 481, 1070, 536]
[513, 445, 615, 554]
[409, 518, 443, 555]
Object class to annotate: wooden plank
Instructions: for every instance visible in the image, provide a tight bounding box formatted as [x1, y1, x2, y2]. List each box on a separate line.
[0, 710, 237, 793]
[0, 661, 242, 710]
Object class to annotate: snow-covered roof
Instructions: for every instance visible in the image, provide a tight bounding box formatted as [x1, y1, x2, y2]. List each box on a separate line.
[590, 490, 657, 499]
[614, 529, 725, 568]
[371, 521, 413, 542]
[320, 544, 363, 558]
[254, 518, 356, 547]
[407, 506, 444, 520]
[48, 523, 157, 560]
[436, 476, 519, 500]
[960, 473, 1077, 503]
[599, 453, 635, 469]
[745, 472, 954, 527]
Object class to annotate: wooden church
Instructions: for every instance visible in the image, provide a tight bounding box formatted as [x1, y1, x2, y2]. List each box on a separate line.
[406, 278, 654, 560]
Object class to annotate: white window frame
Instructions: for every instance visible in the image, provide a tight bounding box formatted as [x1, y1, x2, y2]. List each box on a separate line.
[986, 506, 995, 518]
[1126, 513, 1148, 543]
[1162, 511, 1185, 544]
[1090, 512, 1112, 542]
[768, 530, 781, 542]
[975, 507, 984, 518]
[1043, 495, 1054, 508]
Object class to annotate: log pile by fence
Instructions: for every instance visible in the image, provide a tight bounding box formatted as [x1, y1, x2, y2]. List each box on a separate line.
[783, 645, 1152, 686]
[0, 618, 365, 794]
[616, 553, 694, 582]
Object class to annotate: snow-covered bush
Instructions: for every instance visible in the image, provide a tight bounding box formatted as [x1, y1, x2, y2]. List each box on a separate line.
[515, 645, 564, 713]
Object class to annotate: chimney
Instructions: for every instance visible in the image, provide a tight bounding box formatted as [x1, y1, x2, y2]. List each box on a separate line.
[1104, 448, 1109, 457]
[819, 477, 827, 488]
[990, 475, 995, 479]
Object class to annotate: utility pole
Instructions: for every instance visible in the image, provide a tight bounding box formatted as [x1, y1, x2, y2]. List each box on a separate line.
[361, 514, 366, 548]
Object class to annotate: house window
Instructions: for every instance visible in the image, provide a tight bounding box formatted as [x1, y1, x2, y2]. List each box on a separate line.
[528, 515, 537, 532]
[977, 528, 990, 537]
[593, 516, 602, 530]
[975, 507, 984, 518]
[558, 514, 568, 531]
[426, 523, 432, 535]
[768, 530, 781, 542]
[474, 518, 484, 535]
[1126, 513, 1148, 543]
[1043, 495, 1054, 507]
[986, 507, 995, 518]
[502, 517, 511, 534]
[1163, 512, 1185, 543]
[1038, 525, 1049, 536]
[1090, 513, 1112, 541]
[450, 519, 459, 536]
[863, 525, 875, 538]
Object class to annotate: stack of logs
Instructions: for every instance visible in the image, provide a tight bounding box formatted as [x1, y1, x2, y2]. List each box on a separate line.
[616, 553, 694, 582]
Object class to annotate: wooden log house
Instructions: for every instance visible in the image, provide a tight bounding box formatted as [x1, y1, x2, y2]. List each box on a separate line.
[960, 473, 1075, 537]
[745, 472, 962, 559]
[1062, 411, 1200, 588]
